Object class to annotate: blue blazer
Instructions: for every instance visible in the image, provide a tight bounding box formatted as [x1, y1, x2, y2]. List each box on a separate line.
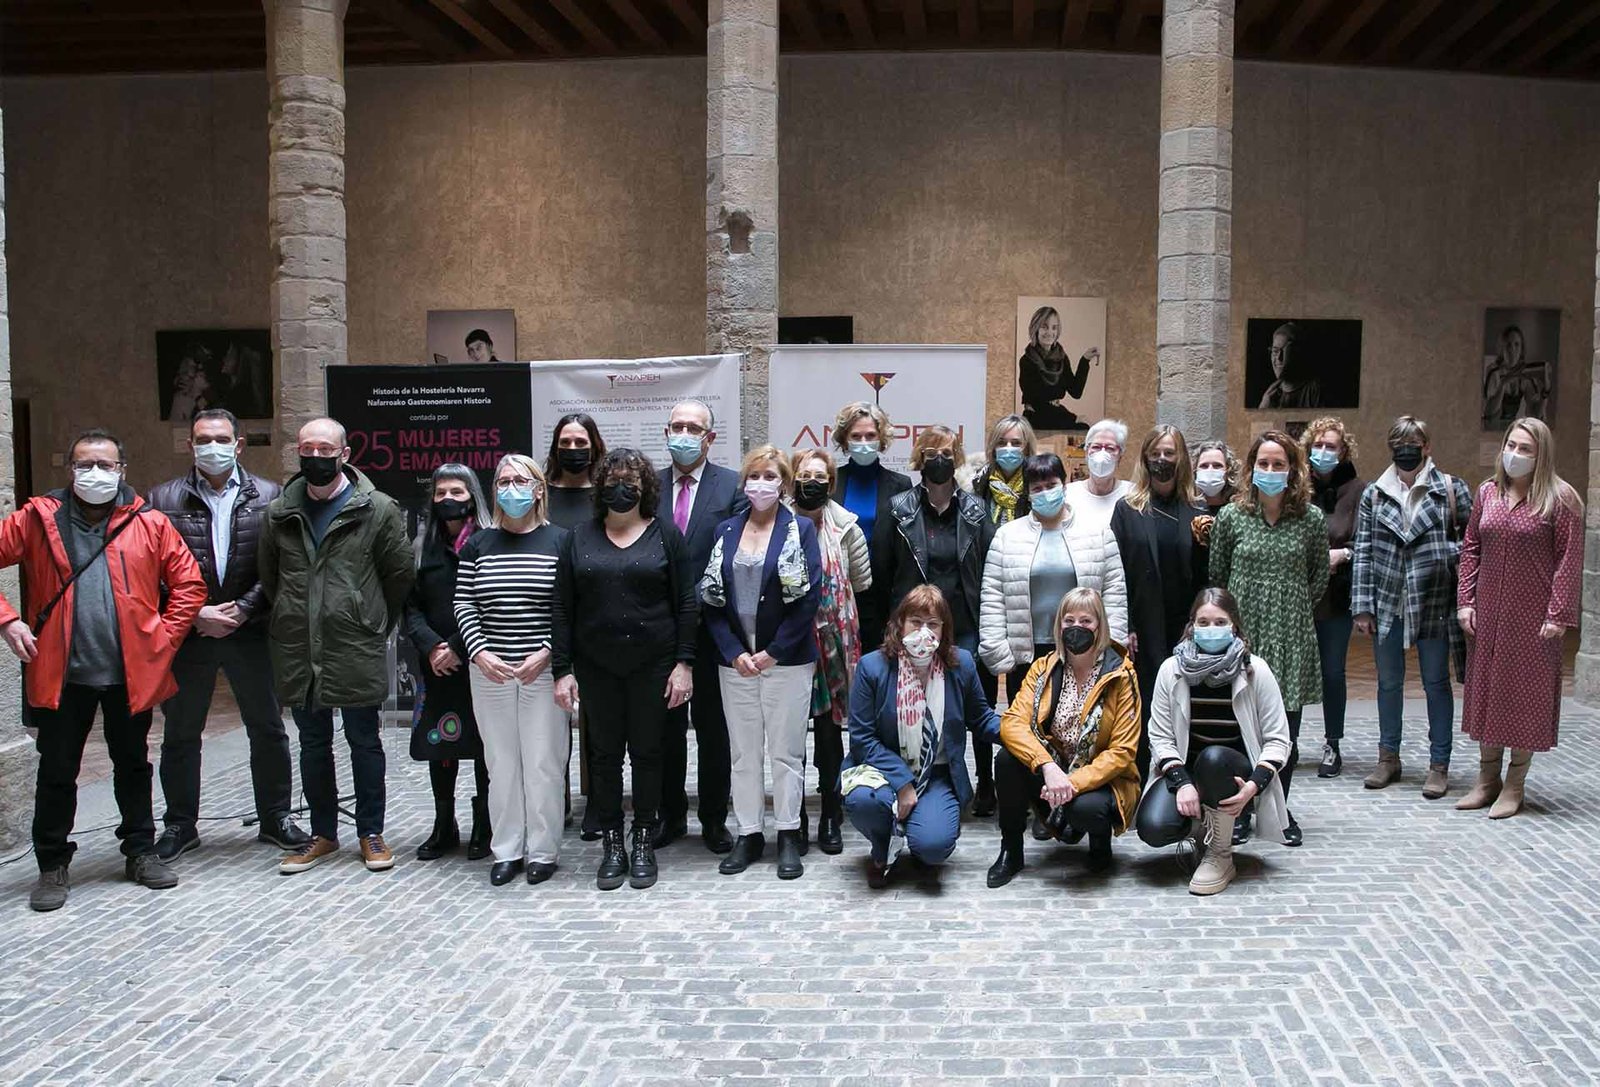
[659, 461, 748, 577]
[842, 648, 1001, 808]
[702, 505, 822, 667]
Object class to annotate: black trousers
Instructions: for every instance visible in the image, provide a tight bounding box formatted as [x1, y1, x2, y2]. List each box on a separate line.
[32, 683, 155, 871]
[158, 632, 292, 831]
[660, 631, 731, 830]
[1282, 707, 1302, 802]
[812, 716, 844, 811]
[1135, 743, 1252, 848]
[994, 748, 1116, 842]
[579, 657, 671, 833]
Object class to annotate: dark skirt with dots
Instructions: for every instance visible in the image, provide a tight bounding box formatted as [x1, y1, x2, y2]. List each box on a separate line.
[409, 665, 483, 761]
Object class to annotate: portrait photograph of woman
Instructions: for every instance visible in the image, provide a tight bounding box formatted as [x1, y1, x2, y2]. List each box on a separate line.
[1014, 296, 1107, 433]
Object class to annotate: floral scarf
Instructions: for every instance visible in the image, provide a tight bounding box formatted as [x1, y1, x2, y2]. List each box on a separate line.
[809, 511, 861, 725]
[896, 655, 944, 781]
[987, 467, 1025, 524]
[700, 515, 811, 608]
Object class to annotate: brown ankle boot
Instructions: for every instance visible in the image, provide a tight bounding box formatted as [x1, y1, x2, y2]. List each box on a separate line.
[1421, 764, 1449, 799]
[1363, 749, 1401, 789]
[1488, 750, 1532, 819]
[1455, 744, 1503, 810]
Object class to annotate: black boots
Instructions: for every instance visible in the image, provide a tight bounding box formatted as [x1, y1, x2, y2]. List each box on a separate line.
[489, 859, 524, 885]
[776, 829, 804, 880]
[986, 835, 1024, 888]
[467, 796, 492, 861]
[797, 800, 811, 856]
[596, 829, 629, 891]
[630, 823, 658, 889]
[718, 833, 765, 874]
[416, 802, 460, 861]
[817, 791, 844, 855]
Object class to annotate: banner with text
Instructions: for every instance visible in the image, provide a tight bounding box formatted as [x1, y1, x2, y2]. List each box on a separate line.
[528, 354, 744, 469]
[768, 345, 989, 473]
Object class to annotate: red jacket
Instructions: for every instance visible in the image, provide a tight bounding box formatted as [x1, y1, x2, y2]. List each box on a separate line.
[0, 488, 206, 713]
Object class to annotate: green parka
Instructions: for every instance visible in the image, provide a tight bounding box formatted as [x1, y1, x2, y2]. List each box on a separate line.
[259, 466, 415, 709]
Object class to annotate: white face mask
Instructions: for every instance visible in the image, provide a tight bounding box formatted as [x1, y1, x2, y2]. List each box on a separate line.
[902, 626, 939, 665]
[744, 479, 782, 511]
[194, 440, 238, 477]
[1501, 450, 1535, 479]
[1086, 449, 1118, 479]
[1195, 468, 1227, 497]
[73, 467, 121, 506]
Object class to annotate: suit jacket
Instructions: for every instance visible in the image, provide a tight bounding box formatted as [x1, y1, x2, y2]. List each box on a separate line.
[841, 648, 1001, 807]
[832, 460, 913, 647]
[701, 505, 822, 667]
[659, 460, 748, 578]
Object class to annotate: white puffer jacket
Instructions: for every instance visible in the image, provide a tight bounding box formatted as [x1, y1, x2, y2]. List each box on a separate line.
[978, 511, 1128, 675]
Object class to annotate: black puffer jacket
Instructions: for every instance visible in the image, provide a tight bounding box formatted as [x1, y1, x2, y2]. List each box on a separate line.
[146, 468, 281, 627]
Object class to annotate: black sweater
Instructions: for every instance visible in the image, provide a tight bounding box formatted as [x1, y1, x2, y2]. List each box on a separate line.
[552, 519, 697, 678]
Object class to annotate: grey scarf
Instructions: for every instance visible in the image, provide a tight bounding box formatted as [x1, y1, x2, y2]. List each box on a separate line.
[1172, 637, 1249, 689]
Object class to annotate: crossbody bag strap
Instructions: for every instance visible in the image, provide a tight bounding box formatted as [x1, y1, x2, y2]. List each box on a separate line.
[32, 509, 141, 632]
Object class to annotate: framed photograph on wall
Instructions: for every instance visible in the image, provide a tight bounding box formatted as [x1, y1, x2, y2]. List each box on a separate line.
[1244, 318, 1362, 410]
[779, 315, 853, 344]
[1014, 296, 1107, 433]
[1481, 307, 1558, 431]
[426, 309, 516, 363]
[156, 329, 273, 421]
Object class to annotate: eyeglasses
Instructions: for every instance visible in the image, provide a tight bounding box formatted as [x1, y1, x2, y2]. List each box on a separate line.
[72, 460, 123, 473]
[497, 475, 537, 489]
[795, 473, 830, 483]
[668, 422, 708, 437]
[298, 446, 341, 458]
[1086, 442, 1120, 454]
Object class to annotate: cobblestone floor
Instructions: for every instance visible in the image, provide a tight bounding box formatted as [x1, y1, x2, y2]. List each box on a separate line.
[1, 697, 1596, 1086]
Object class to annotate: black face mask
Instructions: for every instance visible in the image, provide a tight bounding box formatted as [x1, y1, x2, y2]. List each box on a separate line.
[1145, 458, 1177, 483]
[300, 454, 341, 488]
[557, 448, 592, 475]
[1061, 625, 1095, 655]
[794, 479, 830, 511]
[1391, 444, 1424, 471]
[601, 482, 641, 513]
[921, 455, 956, 486]
[433, 498, 472, 522]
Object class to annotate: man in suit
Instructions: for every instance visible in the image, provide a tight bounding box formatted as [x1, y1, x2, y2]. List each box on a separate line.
[657, 398, 748, 852]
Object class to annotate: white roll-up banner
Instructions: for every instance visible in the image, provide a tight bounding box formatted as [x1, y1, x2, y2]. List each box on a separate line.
[767, 344, 990, 472]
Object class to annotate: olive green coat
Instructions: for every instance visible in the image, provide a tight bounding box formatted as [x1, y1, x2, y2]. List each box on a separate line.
[259, 466, 416, 709]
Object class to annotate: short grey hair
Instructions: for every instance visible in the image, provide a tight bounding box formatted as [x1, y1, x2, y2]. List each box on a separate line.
[670, 398, 716, 431]
[1084, 419, 1128, 449]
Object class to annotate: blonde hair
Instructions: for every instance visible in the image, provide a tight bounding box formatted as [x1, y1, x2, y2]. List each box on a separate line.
[1494, 417, 1581, 521]
[740, 444, 794, 489]
[490, 453, 549, 528]
[1387, 415, 1430, 449]
[1053, 587, 1111, 661]
[1301, 416, 1358, 464]
[831, 401, 893, 453]
[984, 414, 1037, 464]
[908, 425, 966, 470]
[1124, 424, 1199, 512]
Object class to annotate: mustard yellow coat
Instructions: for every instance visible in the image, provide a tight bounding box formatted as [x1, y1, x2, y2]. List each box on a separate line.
[998, 644, 1142, 834]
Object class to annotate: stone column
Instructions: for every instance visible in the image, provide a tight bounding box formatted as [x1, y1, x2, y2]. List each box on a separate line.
[266, 0, 349, 470]
[1577, 183, 1600, 702]
[1156, 0, 1233, 443]
[0, 96, 34, 852]
[706, 0, 778, 448]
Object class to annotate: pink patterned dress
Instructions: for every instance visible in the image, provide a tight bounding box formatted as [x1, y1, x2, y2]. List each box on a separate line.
[1457, 480, 1582, 751]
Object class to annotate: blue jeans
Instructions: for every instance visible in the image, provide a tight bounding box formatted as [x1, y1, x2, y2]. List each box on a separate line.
[291, 705, 386, 840]
[1374, 629, 1453, 766]
[1314, 615, 1354, 742]
[844, 767, 961, 866]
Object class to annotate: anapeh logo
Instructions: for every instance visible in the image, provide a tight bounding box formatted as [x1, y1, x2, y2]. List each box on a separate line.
[859, 372, 896, 405]
[606, 372, 662, 388]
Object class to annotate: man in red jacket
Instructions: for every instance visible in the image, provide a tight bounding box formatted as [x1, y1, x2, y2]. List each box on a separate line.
[0, 429, 207, 911]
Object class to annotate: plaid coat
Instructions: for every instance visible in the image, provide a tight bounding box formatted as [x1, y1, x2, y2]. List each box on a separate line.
[1348, 465, 1474, 681]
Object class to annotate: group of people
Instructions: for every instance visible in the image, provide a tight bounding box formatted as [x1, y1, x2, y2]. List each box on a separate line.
[1, 397, 1581, 911]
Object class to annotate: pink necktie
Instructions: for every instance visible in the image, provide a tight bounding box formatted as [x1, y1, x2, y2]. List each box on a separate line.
[674, 475, 692, 534]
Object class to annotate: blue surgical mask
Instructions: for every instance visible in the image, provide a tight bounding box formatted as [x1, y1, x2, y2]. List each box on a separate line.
[848, 441, 880, 467]
[1192, 624, 1234, 653]
[496, 485, 535, 519]
[1253, 469, 1289, 496]
[994, 447, 1025, 474]
[1308, 448, 1339, 475]
[1030, 484, 1066, 519]
[666, 433, 704, 467]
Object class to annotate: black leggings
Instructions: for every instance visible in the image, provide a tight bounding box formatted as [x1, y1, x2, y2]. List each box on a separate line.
[994, 748, 1117, 843]
[812, 716, 844, 808]
[1135, 744, 1252, 848]
[428, 758, 488, 807]
[1282, 708, 1302, 802]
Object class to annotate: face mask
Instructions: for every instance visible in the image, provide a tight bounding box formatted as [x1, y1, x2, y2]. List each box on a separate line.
[1030, 484, 1066, 519]
[848, 441, 880, 467]
[1145, 458, 1176, 483]
[73, 467, 121, 506]
[667, 433, 704, 467]
[601, 482, 640, 514]
[434, 498, 472, 522]
[744, 479, 782, 512]
[496, 485, 534, 519]
[794, 479, 830, 511]
[1196, 468, 1227, 497]
[902, 626, 939, 665]
[1252, 469, 1288, 497]
[194, 441, 237, 477]
[1309, 448, 1340, 475]
[1086, 450, 1118, 479]
[1192, 624, 1234, 653]
[1391, 444, 1424, 472]
[1502, 450, 1535, 479]
[300, 454, 342, 488]
[1060, 624, 1095, 655]
[556, 448, 592, 475]
[994, 447, 1025, 474]
[920, 455, 955, 486]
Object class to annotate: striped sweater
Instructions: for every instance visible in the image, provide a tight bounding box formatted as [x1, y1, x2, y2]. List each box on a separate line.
[453, 524, 566, 662]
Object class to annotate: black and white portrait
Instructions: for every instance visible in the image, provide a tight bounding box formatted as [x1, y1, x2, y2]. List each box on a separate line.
[1481, 307, 1558, 430]
[426, 309, 516, 364]
[156, 329, 273, 421]
[1244, 318, 1362, 411]
[1014, 296, 1107, 433]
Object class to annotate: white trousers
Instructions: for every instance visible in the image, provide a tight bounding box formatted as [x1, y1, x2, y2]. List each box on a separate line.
[469, 667, 567, 865]
[718, 662, 816, 836]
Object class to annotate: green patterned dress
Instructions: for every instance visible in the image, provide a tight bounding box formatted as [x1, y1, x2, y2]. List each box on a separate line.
[1207, 502, 1330, 711]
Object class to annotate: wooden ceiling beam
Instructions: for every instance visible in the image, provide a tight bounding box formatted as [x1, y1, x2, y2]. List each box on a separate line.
[484, 0, 567, 54]
[362, 0, 465, 59]
[1013, 0, 1034, 44]
[1370, 0, 1444, 60]
[959, 0, 979, 43]
[425, 0, 516, 55]
[662, 0, 704, 37]
[600, 0, 667, 48]
[1511, 3, 1600, 72]
[1060, 0, 1089, 47]
[1235, 0, 1276, 38]
[1463, 0, 1563, 69]
[901, 0, 927, 43]
[1268, 0, 1335, 57]
[1413, 0, 1498, 64]
[543, 0, 621, 52]
[1318, 0, 1384, 59]
[781, 0, 823, 48]
[1114, 0, 1147, 49]
[841, 0, 876, 47]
